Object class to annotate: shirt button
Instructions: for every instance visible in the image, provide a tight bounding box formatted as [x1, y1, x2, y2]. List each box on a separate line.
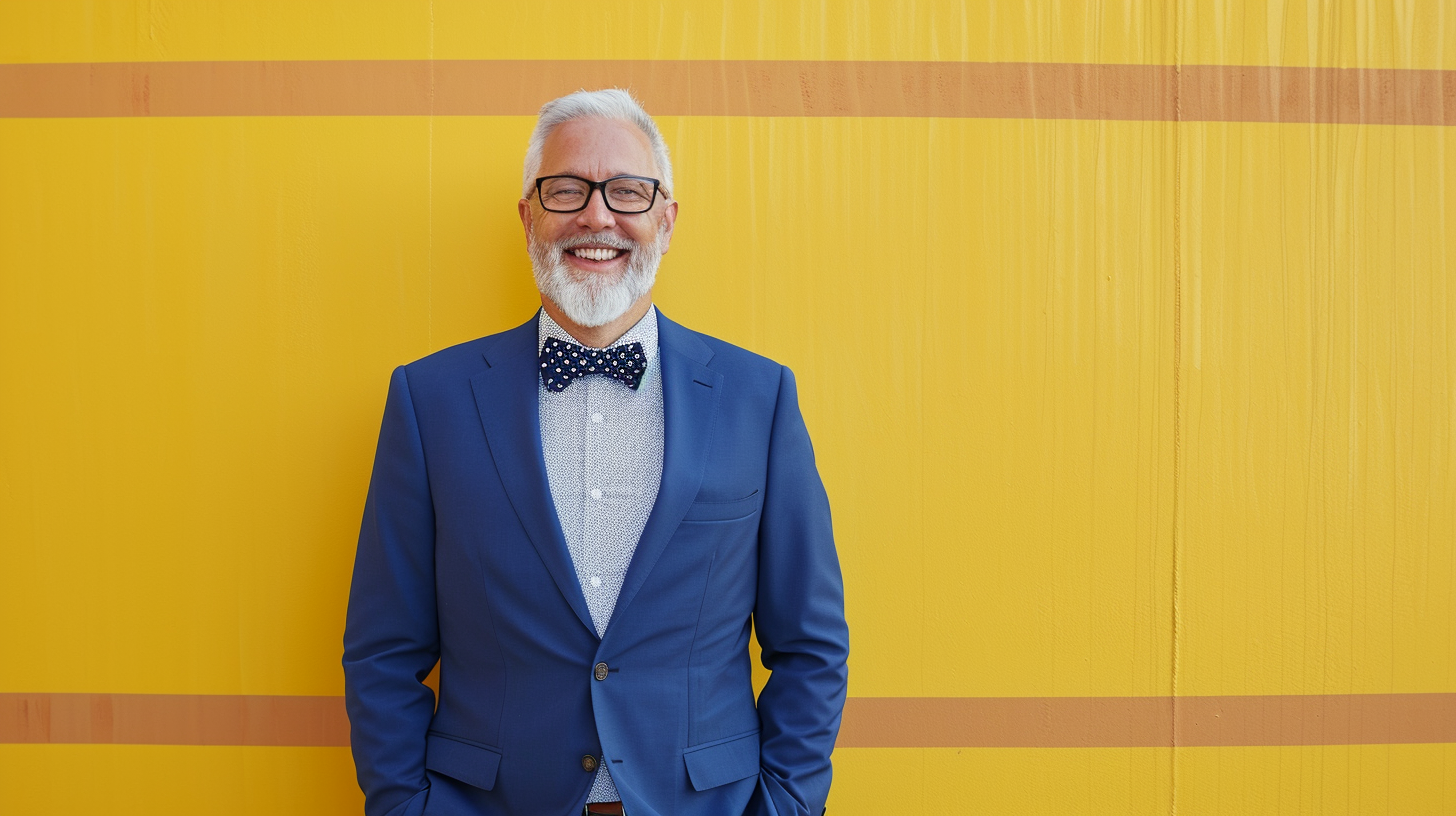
[590, 488, 602, 500]
[590, 576, 602, 587]
[594, 662, 609, 681]
[581, 754, 599, 772]
[591, 412, 603, 423]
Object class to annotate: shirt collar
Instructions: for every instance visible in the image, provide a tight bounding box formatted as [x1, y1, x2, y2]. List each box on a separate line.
[537, 305, 659, 361]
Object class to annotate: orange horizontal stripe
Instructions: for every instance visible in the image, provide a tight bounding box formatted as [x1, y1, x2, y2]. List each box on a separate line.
[0, 60, 1452, 124]
[3, 693, 1452, 747]
[838, 694, 1456, 748]
[0, 693, 349, 747]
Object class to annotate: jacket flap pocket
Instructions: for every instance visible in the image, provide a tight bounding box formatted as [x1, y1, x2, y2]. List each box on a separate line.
[425, 732, 502, 791]
[682, 490, 761, 523]
[682, 730, 760, 791]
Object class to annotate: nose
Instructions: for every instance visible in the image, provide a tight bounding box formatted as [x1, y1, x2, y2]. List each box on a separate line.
[574, 187, 617, 231]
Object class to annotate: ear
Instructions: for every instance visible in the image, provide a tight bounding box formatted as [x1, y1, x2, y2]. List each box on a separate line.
[518, 198, 533, 241]
[657, 199, 679, 253]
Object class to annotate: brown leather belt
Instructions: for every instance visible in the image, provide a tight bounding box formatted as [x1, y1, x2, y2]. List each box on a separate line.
[584, 803, 625, 815]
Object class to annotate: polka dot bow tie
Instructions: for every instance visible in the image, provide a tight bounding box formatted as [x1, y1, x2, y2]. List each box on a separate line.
[539, 337, 648, 393]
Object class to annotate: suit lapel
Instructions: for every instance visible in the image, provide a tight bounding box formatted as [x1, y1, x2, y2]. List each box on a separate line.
[608, 312, 722, 630]
[470, 317, 597, 638]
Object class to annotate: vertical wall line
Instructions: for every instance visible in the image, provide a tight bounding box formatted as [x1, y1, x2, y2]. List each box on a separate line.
[425, 0, 437, 350]
[1169, 6, 1186, 816]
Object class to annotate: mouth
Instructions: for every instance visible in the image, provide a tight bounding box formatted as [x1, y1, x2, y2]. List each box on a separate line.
[567, 246, 626, 263]
[557, 236, 635, 272]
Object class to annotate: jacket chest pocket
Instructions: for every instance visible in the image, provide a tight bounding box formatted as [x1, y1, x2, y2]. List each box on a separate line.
[681, 490, 760, 523]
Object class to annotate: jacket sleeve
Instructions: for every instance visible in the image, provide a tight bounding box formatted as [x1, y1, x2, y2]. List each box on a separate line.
[342, 366, 439, 816]
[748, 366, 851, 816]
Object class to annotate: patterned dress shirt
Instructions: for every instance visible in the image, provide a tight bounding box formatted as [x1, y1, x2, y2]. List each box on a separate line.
[537, 306, 665, 804]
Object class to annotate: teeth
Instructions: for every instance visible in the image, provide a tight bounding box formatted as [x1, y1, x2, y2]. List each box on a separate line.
[570, 247, 623, 262]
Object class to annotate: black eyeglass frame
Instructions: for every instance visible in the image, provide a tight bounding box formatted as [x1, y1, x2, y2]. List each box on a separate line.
[534, 174, 664, 214]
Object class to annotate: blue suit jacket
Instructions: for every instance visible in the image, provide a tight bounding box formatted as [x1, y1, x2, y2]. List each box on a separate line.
[343, 311, 849, 816]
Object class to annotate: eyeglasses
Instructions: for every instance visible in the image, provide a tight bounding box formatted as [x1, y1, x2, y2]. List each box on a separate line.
[534, 174, 663, 214]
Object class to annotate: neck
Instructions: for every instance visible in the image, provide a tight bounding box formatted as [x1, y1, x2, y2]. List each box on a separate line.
[540, 290, 654, 348]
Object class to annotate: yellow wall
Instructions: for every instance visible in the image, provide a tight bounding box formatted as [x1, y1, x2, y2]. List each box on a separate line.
[2, 2, 1452, 814]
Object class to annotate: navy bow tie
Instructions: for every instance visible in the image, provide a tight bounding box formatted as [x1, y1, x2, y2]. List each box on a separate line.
[539, 337, 647, 392]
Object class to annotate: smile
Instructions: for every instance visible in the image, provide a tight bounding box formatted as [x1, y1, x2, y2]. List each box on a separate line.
[569, 247, 624, 262]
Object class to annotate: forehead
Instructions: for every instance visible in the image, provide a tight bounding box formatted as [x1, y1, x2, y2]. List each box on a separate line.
[538, 117, 658, 179]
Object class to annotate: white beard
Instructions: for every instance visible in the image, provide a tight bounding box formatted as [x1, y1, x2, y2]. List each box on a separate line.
[528, 226, 666, 328]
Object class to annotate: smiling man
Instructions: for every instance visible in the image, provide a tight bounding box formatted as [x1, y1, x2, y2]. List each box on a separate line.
[343, 89, 849, 816]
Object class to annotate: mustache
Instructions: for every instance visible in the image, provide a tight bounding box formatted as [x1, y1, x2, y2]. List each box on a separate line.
[555, 232, 636, 251]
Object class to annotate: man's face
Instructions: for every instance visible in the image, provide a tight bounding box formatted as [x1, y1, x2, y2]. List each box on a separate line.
[518, 117, 678, 328]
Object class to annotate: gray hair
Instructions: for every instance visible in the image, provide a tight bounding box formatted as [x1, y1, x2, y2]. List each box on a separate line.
[521, 88, 674, 200]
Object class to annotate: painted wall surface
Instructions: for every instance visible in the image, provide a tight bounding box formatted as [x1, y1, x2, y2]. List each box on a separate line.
[2, 2, 1453, 814]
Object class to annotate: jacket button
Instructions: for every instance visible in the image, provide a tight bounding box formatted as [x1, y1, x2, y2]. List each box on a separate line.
[581, 754, 599, 772]
[593, 662, 609, 681]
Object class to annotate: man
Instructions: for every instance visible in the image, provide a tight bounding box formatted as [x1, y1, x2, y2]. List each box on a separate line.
[343, 89, 849, 816]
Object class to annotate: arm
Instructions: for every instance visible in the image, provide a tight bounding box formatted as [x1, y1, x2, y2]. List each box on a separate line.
[342, 366, 439, 816]
[750, 366, 851, 816]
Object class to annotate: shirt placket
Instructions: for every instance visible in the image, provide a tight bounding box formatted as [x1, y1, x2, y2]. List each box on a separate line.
[581, 376, 608, 635]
